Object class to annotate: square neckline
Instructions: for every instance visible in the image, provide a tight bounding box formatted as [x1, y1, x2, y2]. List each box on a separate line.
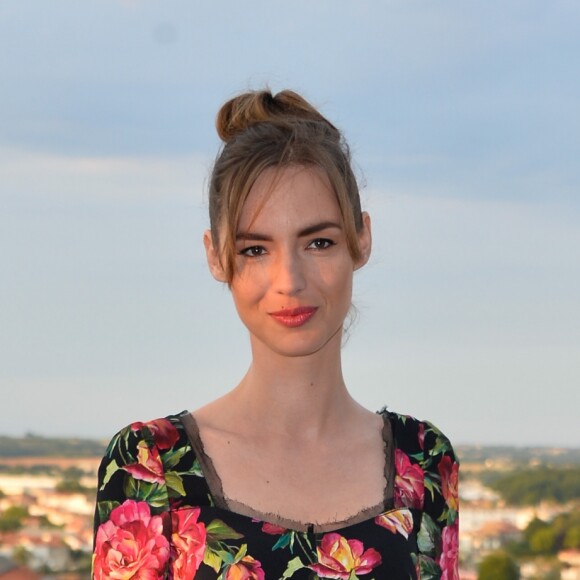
[178, 409, 396, 534]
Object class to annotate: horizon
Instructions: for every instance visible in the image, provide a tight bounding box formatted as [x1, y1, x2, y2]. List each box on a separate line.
[2, 430, 580, 452]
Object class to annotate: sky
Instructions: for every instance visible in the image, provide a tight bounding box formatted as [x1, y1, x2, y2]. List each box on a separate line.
[1, 1, 579, 447]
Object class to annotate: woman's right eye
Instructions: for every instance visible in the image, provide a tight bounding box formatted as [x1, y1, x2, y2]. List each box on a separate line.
[239, 246, 266, 257]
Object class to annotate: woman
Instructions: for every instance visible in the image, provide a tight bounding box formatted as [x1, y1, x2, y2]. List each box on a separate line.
[92, 89, 459, 579]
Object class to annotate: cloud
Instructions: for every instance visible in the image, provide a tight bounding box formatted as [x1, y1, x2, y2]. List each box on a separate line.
[0, 146, 210, 202]
[368, 188, 580, 269]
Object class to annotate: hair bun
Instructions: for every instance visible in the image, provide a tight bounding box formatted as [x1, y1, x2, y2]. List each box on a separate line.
[216, 89, 338, 142]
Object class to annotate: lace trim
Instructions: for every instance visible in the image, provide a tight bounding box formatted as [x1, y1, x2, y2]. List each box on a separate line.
[179, 411, 228, 510]
[179, 409, 395, 533]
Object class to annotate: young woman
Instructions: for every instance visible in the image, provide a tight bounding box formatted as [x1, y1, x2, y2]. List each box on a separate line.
[92, 90, 459, 579]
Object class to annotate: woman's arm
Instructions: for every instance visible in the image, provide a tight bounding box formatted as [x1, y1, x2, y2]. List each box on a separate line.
[92, 421, 172, 580]
[418, 421, 460, 580]
[388, 411, 460, 579]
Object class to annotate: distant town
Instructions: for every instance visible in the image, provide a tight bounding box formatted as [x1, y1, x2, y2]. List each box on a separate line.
[0, 435, 579, 579]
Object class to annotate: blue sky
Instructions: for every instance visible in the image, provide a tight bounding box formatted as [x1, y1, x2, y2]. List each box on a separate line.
[1, 1, 579, 446]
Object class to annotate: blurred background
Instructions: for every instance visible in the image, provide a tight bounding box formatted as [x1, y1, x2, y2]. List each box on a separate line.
[1, 2, 580, 578]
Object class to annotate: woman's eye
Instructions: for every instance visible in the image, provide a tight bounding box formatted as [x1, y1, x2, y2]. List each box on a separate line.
[240, 246, 266, 257]
[308, 238, 334, 250]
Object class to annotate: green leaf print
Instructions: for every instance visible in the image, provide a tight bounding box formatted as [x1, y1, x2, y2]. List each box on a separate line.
[124, 478, 167, 507]
[191, 458, 204, 477]
[272, 532, 292, 551]
[424, 474, 441, 502]
[438, 505, 458, 527]
[206, 518, 244, 542]
[110, 427, 137, 466]
[221, 549, 235, 566]
[161, 445, 188, 470]
[120, 424, 136, 447]
[105, 431, 122, 457]
[424, 424, 452, 458]
[99, 459, 120, 490]
[204, 539, 250, 578]
[164, 471, 186, 496]
[281, 556, 305, 579]
[97, 500, 119, 522]
[232, 544, 248, 562]
[417, 554, 441, 580]
[417, 513, 441, 557]
[203, 547, 225, 573]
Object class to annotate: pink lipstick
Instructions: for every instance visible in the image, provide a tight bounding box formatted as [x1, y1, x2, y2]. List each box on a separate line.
[269, 306, 318, 328]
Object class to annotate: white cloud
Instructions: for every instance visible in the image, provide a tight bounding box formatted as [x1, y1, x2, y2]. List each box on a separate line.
[0, 146, 210, 202]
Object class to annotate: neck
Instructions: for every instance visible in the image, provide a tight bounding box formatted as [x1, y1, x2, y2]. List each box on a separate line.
[228, 332, 358, 440]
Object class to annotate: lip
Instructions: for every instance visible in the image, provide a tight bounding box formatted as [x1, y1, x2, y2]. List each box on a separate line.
[268, 306, 318, 328]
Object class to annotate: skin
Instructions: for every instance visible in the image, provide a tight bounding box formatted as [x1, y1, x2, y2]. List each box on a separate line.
[198, 165, 386, 526]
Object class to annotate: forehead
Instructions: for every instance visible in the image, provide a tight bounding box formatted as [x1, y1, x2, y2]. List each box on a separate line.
[238, 165, 341, 232]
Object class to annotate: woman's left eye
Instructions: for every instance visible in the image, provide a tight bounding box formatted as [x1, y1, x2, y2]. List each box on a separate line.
[307, 238, 334, 250]
[239, 245, 267, 257]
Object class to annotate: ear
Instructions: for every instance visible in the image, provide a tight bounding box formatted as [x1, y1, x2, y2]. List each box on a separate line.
[204, 230, 228, 283]
[354, 212, 372, 271]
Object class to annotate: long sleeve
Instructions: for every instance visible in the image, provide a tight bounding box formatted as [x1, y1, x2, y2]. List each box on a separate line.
[92, 421, 172, 579]
[389, 412, 460, 579]
[416, 420, 460, 580]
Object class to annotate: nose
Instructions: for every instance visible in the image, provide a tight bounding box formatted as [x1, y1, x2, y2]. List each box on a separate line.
[272, 249, 306, 296]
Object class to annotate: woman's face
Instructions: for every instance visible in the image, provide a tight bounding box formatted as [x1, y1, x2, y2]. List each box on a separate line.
[205, 165, 371, 358]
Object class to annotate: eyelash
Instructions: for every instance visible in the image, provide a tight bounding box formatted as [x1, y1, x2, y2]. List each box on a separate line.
[307, 238, 335, 250]
[239, 246, 266, 257]
[238, 238, 335, 257]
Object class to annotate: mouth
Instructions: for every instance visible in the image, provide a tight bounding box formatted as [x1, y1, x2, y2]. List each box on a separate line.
[268, 306, 318, 328]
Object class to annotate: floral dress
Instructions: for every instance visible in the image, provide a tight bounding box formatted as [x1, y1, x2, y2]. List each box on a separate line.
[92, 409, 459, 579]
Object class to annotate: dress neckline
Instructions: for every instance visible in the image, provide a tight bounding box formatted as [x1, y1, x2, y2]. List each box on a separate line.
[178, 409, 395, 533]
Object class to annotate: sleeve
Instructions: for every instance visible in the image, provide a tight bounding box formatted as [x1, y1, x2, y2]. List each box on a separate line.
[92, 422, 171, 580]
[417, 420, 460, 580]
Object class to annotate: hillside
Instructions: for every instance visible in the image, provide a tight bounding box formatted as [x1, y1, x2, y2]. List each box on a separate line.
[0, 434, 106, 458]
[1, 434, 579, 465]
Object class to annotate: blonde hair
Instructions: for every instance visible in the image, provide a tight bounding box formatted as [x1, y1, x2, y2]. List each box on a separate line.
[209, 89, 363, 283]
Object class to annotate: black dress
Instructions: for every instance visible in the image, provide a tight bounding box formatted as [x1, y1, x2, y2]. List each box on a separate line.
[92, 409, 459, 579]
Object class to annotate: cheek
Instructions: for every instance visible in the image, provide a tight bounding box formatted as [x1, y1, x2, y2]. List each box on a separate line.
[230, 267, 269, 308]
[317, 260, 354, 299]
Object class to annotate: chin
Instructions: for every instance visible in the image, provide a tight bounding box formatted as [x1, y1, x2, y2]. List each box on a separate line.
[255, 327, 343, 358]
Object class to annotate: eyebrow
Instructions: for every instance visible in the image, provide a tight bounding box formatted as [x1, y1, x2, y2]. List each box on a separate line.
[236, 221, 342, 242]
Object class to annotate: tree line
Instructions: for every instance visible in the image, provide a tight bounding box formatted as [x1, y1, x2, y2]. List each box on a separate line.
[491, 467, 580, 505]
[0, 434, 105, 457]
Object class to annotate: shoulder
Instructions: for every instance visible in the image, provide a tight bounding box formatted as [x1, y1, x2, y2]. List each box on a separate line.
[101, 412, 192, 470]
[96, 411, 199, 509]
[380, 411, 461, 580]
[122, 412, 189, 452]
[379, 407, 457, 463]
[379, 408, 459, 519]
[93, 415, 191, 580]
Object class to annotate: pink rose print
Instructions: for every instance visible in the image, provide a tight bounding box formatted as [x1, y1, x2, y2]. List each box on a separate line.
[308, 533, 382, 579]
[418, 423, 425, 450]
[170, 507, 206, 579]
[438, 520, 459, 580]
[131, 418, 180, 450]
[261, 522, 287, 535]
[122, 440, 165, 484]
[438, 455, 459, 512]
[375, 509, 414, 539]
[394, 449, 425, 509]
[225, 555, 265, 580]
[93, 500, 169, 579]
